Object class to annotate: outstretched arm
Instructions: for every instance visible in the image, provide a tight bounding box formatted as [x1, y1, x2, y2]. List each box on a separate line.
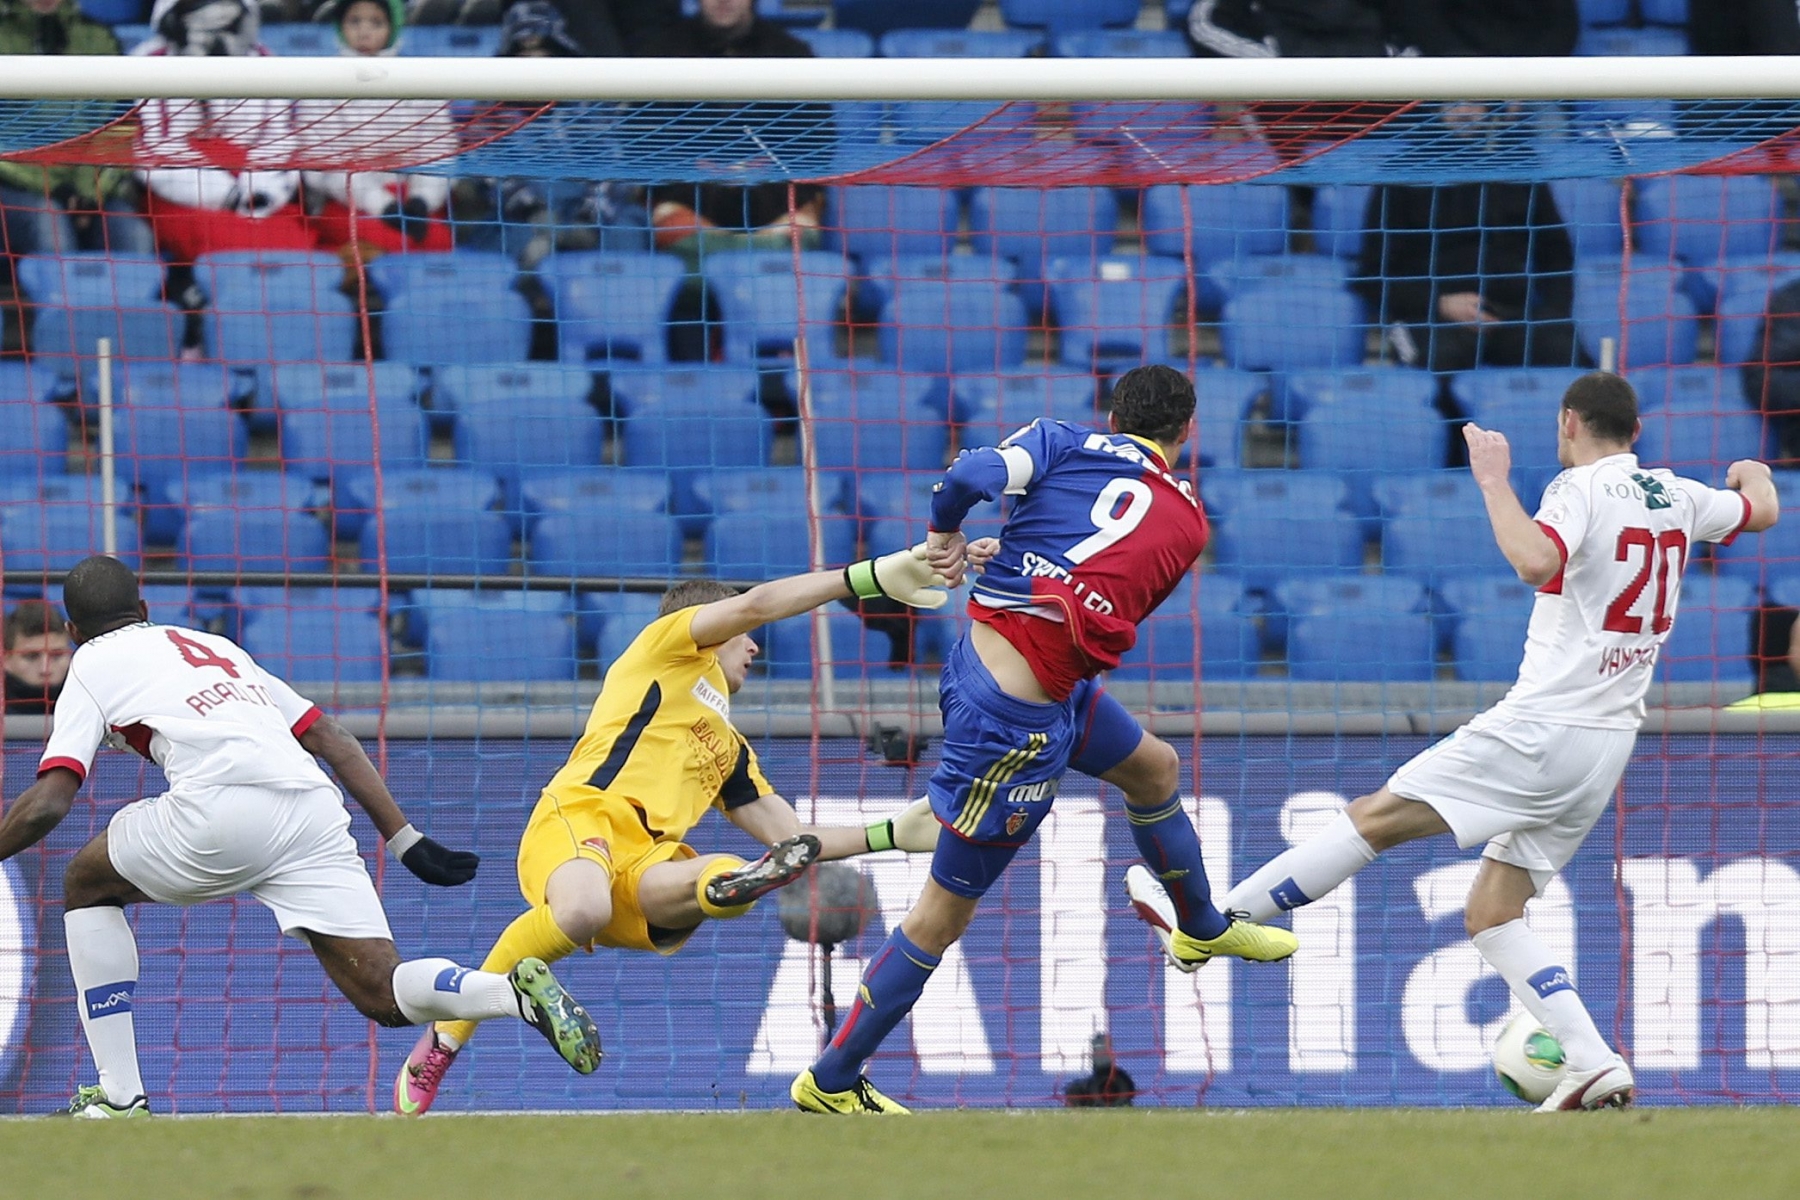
[724, 793, 876, 861]
[687, 549, 949, 649]
[0, 768, 82, 863]
[1727, 459, 1781, 534]
[1465, 423, 1563, 587]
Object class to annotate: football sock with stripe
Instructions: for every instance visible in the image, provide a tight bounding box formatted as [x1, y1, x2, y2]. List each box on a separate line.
[392, 958, 528, 1025]
[1473, 920, 1613, 1071]
[809, 927, 940, 1094]
[1222, 810, 1376, 924]
[65, 905, 146, 1106]
[436, 904, 580, 1049]
[1126, 792, 1231, 940]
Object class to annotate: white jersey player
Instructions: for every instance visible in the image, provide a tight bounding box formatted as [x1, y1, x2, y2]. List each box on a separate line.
[1197, 372, 1781, 1112]
[0, 556, 604, 1117]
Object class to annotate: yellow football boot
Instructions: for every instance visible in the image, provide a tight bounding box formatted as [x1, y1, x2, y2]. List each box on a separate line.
[1126, 864, 1298, 971]
[790, 1069, 911, 1114]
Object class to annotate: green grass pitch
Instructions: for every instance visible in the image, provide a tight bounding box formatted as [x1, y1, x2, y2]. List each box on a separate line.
[5, 1109, 1798, 1200]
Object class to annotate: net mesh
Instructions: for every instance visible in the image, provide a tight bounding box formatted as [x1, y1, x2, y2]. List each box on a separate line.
[0, 84, 1797, 1112]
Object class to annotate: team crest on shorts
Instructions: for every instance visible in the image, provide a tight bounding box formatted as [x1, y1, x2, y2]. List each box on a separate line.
[1005, 810, 1028, 837]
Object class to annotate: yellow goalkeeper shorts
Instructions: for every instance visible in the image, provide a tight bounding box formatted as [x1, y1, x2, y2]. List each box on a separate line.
[515, 786, 700, 955]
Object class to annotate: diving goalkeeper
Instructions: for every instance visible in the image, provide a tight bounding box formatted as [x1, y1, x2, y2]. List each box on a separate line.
[394, 547, 948, 1113]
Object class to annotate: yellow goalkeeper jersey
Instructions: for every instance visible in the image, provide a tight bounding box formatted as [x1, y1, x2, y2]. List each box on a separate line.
[542, 605, 773, 842]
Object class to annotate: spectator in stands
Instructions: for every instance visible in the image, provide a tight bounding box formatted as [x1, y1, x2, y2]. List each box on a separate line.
[1354, 175, 1587, 374]
[303, 0, 458, 262]
[1387, 0, 1577, 58]
[0, 0, 156, 257]
[1689, 0, 1800, 56]
[2, 599, 70, 715]
[134, 0, 318, 262]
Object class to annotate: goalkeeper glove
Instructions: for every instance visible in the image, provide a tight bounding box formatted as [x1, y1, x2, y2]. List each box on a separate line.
[388, 824, 480, 887]
[865, 797, 940, 853]
[843, 544, 950, 610]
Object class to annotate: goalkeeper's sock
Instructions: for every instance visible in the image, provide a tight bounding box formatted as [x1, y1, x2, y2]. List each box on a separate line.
[64, 906, 146, 1106]
[810, 927, 939, 1094]
[1222, 810, 1377, 923]
[1473, 920, 1613, 1071]
[392, 959, 528, 1025]
[1125, 792, 1230, 940]
[436, 905, 579, 1049]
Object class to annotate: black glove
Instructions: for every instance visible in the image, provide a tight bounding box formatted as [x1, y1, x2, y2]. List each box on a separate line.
[389, 824, 479, 887]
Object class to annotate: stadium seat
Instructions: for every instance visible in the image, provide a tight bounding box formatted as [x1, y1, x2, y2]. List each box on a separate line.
[1628, 366, 1769, 482]
[1640, 0, 1687, 21]
[757, 607, 931, 680]
[1287, 368, 1447, 512]
[197, 252, 357, 365]
[181, 506, 334, 575]
[517, 468, 668, 524]
[0, 492, 140, 571]
[954, 368, 1103, 440]
[116, 403, 248, 493]
[705, 510, 837, 579]
[586, 591, 666, 668]
[546, 251, 685, 365]
[110, 22, 153, 52]
[806, 369, 949, 473]
[1547, 178, 1627, 262]
[399, 585, 563, 647]
[357, 468, 513, 578]
[1575, 25, 1689, 55]
[1768, 571, 1800, 611]
[793, 27, 876, 56]
[857, 475, 1004, 552]
[258, 23, 338, 55]
[1634, 176, 1783, 274]
[1377, 473, 1516, 586]
[834, 186, 961, 263]
[875, 30, 1038, 139]
[0, 394, 69, 465]
[702, 251, 849, 363]
[969, 187, 1120, 315]
[398, 26, 503, 56]
[835, 0, 978, 37]
[1142, 183, 1288, 273]
[1000, 0, 1138, 31]
[1191, 368, 1262, 470]
[115, 362, 246, 414]
[148, 468, 326, 547]
[688, 465, 847, 543]
[1111, 575, 1261, 681]
[425, 601, 578, 682]
[274, 383, 430, 491]
[1574, 260, 1701, 367]
[529, 509, 684, 579]
[1047, 255, 1189, 372]
[878, 29, 1042, 57]
[1714, 469, 1800, 582]
[1656, 574, 1757, 687]
[856, 255, 1020, 320]
[1288, 608, 1437, 681]
[1270, 575, 1430, 657]
[1052, 30, 1190, 57]
[443, 365, 607, 484]
[1576, 0, 1630, 22]
[241, 607, 387, 683]
[1711, 257, 1800, 366]
[17, 254, 181, 367]
[1309, 185, 1372, 260]
[1201, 253, 1352, 315]
[1451, 367, 1593, 474]
[1219, 281, 1365, 373]
[1203, 470, 1366, 586]
[137, 584, 194, 629]
[1440, 576, 1537, 682]
[878, 279, 1030, 374]
[614, 366, 768, 478]
[370, 252, 533, 365]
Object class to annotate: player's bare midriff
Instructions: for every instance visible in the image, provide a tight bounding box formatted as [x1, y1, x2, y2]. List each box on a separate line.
[969, 621, 1053, 705]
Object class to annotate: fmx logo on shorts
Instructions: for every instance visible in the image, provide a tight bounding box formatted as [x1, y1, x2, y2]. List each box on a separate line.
[84, 981, 135, 1020]
[434, 967, 471, 994]
[1529, 966, 1575, 998]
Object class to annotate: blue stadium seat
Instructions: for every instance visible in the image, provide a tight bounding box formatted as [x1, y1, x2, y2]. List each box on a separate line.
[1451, 367, 1593, 475]
[116, 403, 248, 492]
[1000, 0, 1138, 31]
[691, 467, 810, 516]
[0, 491, 140, 571]
[79, 0, 145, 21]
[1634, 176, 1783, 274]
[969, 187, 1119, 315]
[1287, 368, 1446, 512]
[1576, 0, 1630, 22]
[0, 394, 69, 464]
[1048, 255, 1188, 372]
[1575, 25, 1689, 55]
[398, 26, 503, 56]
[371, 253, 533, 365]
[545, 251, 685, 365]
[149, 469, 326, 547]
[529, 509, 683, 579]
[517, 468, 668, 527]
[137, 584, 194, 629]
[706, 510, 829, 579]
[836, 0, 978, 37]
[1220, 281, 1365, 373]
[878, 279, 1030, 374]
[1052, 30, 1190, 56]
[269, 360, 417, 419]
[585, 591, 665, 668]
[258, 23, 337, 55]
[954, 368, 1102, 440]
[793, 27, 875, 56]
[614, 366, 768, 476]
[1656, 575, 1757, 687]
[402, 586, 569, 649]
[357, 468, 512, 577]
[1548, 178, 1627, 262]
[1640, 0, 1688, 23]
[197, 252, 357, 365]
[1768, 571, 1800, 611]
[274, 374, 429, 490]
[1270, 575, 1430, 658]
[857, 255, 1019, 320]
[1201, 253, 1352, 315]
[1111, 575, 1260, 681]
[1203, 470, 1365, 586]
[1377, 473, 1515, 586]
[110, 22, 153, 52]
[443, 365, 606, 484]
[425, 601, 577, 682]
[757, 607, 933, 680]
[1191, 367, 1263, 470]
[1628, 366, 1768, 482]
[858, 478, 1004, 551]
[806, 369, 949, 473]
[1714, 469, 1800, 582]
[1142, 183, 1287, 273]
[1310, 185, 1372, 260]
[182, 506, 333, 575]
[241, 608, 387, 683]
[17, 254, 181, 368]
[875, 30, 1037, 139]
[834, 186, 961, 263]
[1288, 608, 1437, 681]
[1711, 257, 1800, 366]
[1574, 261, 1701, 367]
[338, 465, 501, 524]
[115, 362, 245, 413]
[702, 251, 849, 363]
[1440, 576, 1537, 682]
[878, 28, 1042, 56]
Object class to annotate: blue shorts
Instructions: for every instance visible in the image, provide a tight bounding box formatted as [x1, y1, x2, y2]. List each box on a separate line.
[927, 634, 1144, 899]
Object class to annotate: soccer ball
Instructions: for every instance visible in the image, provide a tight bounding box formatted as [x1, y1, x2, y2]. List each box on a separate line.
[1492, 1011, 1568, 1104]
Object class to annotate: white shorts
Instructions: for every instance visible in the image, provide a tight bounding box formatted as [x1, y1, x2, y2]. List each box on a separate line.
[106, 783, 393, 941]
[1386, 710, 1636, 893]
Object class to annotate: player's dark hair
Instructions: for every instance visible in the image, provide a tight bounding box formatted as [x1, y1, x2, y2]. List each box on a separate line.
[1560, 371, 1639, 445]
[2, 599, 65, 651]
[1109, 364, 1196, 448]
[658, 579, 739, 617]
[61, 555, 143, 638]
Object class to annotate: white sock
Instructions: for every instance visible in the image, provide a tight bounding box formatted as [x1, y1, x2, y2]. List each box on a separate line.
[1473, 919, 1615, 1071]
[390, 958, 526, 1025]
[64, 907, 146, 1106]
[1223, 811, 1377, 922]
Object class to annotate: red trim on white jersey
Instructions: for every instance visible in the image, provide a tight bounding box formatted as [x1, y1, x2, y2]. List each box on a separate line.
[1536, 522, 1569, 595]
[37, 757, 87, 782]
[290, 705, 324, 739]
[110, 722, 154, 760]
[1718, 492, 1755, 547]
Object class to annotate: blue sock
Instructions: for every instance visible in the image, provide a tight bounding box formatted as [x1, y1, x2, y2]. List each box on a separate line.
[1128, 791, 1231, 940]
[810, 927, 940, 1093]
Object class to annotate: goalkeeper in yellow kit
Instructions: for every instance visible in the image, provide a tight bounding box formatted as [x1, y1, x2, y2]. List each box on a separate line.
[394, 547, 949, 1113]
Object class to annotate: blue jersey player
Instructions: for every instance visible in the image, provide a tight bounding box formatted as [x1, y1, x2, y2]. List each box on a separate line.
[791, 365, 1299, 1115]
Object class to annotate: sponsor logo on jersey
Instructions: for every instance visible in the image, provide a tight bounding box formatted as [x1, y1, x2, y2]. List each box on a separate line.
[1529, 966, 1575, 998]
[691, 677, 730, 718]
[1631, 472, 1673, 510]
[434, 966, 471, 994]
[84, 982, 135, 1019]
[1597, 645, 1658, 678]
[1004, 779, 1057, 806]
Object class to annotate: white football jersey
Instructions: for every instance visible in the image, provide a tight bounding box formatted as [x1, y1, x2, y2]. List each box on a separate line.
[39, 623, 334, 793]
[1496, 453, 1752, 729]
